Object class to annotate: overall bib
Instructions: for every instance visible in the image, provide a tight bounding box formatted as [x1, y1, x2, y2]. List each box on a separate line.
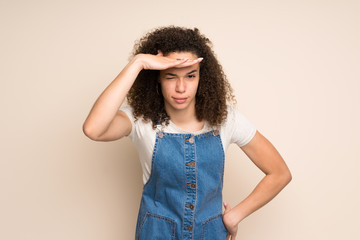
[135, 129, 228, 240]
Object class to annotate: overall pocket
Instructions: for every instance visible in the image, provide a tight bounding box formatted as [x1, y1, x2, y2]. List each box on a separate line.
[201, 214, 228, 240]
[138, 212, 176, 240]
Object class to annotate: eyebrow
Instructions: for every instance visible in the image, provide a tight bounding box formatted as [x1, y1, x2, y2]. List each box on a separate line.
[165, 70, 198, 76]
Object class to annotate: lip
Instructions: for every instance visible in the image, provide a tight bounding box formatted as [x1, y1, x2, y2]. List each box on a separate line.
[173, 97, 187, 104]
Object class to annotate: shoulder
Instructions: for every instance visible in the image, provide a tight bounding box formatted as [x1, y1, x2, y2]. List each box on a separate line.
[119, 105, 135, 122]
[119, 105, 153, 126]
[119, 105, 155, 139]
[221, 105, 257, 147]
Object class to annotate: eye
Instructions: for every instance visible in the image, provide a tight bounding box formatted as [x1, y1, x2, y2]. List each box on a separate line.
[187, 74, 196, 79]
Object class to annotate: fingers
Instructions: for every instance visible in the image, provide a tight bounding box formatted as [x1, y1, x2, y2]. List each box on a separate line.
[227, 233, 236, 240]
[151, 51, 203, 70]
[157, 50, 163, 56]
[223, 201, 231, 214]
[224, 201, 237, 240]
[172, 57, 203, 68]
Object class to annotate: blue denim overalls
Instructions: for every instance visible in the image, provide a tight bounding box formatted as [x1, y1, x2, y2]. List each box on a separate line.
[135, 128, 228, 240]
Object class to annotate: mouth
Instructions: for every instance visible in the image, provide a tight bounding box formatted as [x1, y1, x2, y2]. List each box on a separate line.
[173, 97, 187, 104]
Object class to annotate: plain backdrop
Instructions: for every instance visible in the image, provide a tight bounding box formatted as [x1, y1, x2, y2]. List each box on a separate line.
[1, 0, 359, 239]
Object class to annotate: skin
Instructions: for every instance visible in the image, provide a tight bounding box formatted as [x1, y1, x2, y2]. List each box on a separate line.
[158, 52, 204, 132]
[83, 51, 292, 240]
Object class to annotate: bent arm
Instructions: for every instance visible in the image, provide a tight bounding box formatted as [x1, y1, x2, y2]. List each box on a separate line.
[82, 56, 143, 141]
[82, 53, 202, 141]
[223, 131, 292, 237]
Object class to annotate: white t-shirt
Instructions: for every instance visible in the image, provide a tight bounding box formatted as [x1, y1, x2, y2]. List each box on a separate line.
[120, 105, 257, 184]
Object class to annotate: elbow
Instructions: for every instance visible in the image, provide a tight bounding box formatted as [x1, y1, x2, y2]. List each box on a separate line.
[82, 123, 101, 141]
[269, 168, 292, 188]
[281, 168, 292, 186]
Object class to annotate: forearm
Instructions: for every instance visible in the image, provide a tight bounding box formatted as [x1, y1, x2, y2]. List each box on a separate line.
[226, 172, 291, 225]
[83, 56, 143, 137]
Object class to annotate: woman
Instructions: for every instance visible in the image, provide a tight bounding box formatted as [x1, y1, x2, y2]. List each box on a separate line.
[83, 26, 292, 240]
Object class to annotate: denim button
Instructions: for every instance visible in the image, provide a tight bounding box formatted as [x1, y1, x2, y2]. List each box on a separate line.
[185, 204, 195, 210]
[188, 138, 194, 143]
[213, 130, 219, 136]
[183, 226, 193, 231]
[186, 161, 195, 167]
[158, 132, 164, 138]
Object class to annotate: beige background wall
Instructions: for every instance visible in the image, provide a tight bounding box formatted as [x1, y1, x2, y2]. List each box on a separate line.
[1, 0, 359, 239]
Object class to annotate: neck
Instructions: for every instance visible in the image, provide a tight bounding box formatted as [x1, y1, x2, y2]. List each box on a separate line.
[164, 103, 204, 132]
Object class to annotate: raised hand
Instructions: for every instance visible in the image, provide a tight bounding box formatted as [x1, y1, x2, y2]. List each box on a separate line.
[135, 50, 203, 71]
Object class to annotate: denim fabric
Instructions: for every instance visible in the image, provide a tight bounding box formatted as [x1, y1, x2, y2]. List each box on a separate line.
[135, 130, 228, 240]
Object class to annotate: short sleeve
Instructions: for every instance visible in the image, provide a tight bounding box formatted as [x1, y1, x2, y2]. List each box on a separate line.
[227, 106, 257, 147]
[119, 105, 135, 140]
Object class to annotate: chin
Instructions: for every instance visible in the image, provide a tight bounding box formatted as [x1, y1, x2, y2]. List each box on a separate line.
[168, 102, 190, 111]
[173, 105, 188, 110]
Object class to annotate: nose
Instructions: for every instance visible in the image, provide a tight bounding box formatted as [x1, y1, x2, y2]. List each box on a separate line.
[175, 78, 185, 93]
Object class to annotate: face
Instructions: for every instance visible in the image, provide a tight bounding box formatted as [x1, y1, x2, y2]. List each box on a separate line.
[159, 52, 200, 114]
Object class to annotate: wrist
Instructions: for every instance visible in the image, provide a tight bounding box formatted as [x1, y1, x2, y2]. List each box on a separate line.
[230, 205, 247, 224]
[129, 54, 145, 72]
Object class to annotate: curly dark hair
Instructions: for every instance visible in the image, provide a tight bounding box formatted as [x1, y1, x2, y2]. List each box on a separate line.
[127, 26, 236, 129]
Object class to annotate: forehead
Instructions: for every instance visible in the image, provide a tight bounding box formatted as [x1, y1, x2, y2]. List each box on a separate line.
[161, 51, 200, 75]
[161, 64, 200, 76]
[165, 51, 198, 60]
